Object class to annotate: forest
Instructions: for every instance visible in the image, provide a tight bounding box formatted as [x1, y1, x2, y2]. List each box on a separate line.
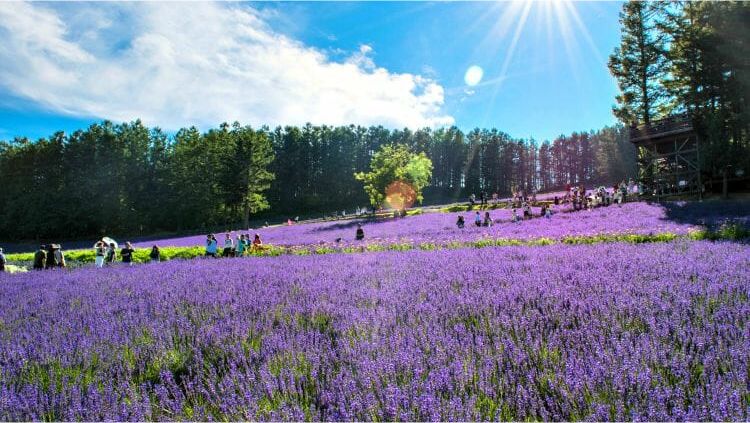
[0, 121, 634, 240]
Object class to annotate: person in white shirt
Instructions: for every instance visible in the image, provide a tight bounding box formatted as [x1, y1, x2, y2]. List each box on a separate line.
[222, 233, 234, 257]
[94, 241, 106, 268]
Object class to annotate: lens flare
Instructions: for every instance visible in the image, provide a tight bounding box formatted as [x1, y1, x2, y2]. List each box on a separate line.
[385, 180, 417, 210]
[464, 65, 484, 86]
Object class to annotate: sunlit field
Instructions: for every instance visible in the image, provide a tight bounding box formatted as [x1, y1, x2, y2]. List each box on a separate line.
[132, 200, 750, 249]
[1, 199, 749, 420]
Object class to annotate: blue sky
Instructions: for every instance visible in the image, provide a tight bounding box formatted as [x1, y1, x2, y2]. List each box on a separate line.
[0, 1, 623, 142]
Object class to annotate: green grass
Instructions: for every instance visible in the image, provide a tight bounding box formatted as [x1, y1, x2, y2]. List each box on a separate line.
[4, 244, 289, 269]
[3, 225, 746, 272]
[688, 222, 750, 241]
[3, 264, 28, 274]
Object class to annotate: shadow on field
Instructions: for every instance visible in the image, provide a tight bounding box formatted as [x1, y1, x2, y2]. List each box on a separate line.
[660, 198, 750, 229]
[310, 217, 389, 232]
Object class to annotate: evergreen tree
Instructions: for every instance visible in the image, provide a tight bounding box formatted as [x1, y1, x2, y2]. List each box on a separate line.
[609, 0, 672, 125]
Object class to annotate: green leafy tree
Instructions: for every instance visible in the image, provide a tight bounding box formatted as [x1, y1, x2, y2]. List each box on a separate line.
[355, 144, 432, 209]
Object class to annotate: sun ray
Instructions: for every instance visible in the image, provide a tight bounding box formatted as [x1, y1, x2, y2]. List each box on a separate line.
[472, 1, 527, 60]
[458, 0, 603, 128]
[561, 0, 605, 65]
[479, 0, 533, 126]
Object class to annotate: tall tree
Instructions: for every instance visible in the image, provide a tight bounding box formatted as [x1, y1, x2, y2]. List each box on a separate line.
[609, 0, 672, 125]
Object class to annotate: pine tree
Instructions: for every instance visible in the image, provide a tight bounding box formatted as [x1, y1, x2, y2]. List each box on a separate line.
[609, 1, 672, 125]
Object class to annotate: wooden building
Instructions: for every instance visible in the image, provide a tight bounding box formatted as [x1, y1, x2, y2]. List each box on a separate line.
[629, 114, 702, 199]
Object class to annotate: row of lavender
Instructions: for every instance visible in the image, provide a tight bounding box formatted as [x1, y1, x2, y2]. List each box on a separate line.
[133, 200, 750, 249]
[1, 241, 748, 420]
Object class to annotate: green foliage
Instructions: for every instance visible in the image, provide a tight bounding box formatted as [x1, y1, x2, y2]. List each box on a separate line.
[608, 1, 672, 124]
[689, 222, 750, 241]
[4, 244, 288, 267]
[0, 121, 638, 241]
[0, 121, 274, 240]
[355, 144, 433, 208]
[611, 1, 750, 178]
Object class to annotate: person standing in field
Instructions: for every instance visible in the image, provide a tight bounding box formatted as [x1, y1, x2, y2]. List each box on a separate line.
[251, 233, 263, 252]
[205, 234, 218, 257]
[222, 233, 234, 257]
[0, 248, 6, 272]
[149, 245, 161, 262]
[94, 241, 106, 268]
[45, 244, 58, 268]
[33, 245, 47, 270]
[236, 234, 245, 256]
[121, 242, 134, 266]
[105, 243, 117, 265]
[54, 245, 66, 268]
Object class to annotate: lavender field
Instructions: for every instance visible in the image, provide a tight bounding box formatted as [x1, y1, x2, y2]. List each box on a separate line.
[1, 241, 749, 420]
[132, 200, 750, 249]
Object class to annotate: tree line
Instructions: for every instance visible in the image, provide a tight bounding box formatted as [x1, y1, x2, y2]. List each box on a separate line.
[0, 121, 635, 241]
[609, 0, 750, 179]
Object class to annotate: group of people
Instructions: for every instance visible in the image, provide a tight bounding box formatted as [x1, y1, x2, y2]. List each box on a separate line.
[32, 244, 67, 270]
[456, 211, 494, 228]
[558, 179, 636, 211]
[455, 180, 643, 229]
[92, 240, 160, 268]
[468, 191, 506, 207]
[205, 233, 264, 257]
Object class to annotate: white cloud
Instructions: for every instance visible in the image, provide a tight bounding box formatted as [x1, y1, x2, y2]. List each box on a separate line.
[0, 2, 454, 129]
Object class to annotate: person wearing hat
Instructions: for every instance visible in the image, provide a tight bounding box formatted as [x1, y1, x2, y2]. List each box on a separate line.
[33, 245, 47, 270]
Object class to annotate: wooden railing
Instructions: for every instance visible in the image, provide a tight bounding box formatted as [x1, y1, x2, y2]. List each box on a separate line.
[629, 114, 693, 142]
